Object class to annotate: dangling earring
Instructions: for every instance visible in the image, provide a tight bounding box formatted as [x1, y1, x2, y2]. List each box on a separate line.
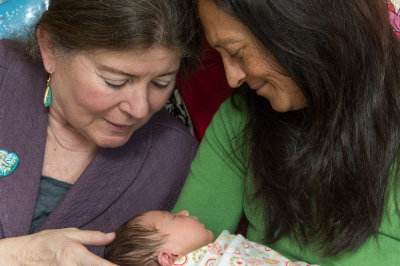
[43, 75, 52, 107]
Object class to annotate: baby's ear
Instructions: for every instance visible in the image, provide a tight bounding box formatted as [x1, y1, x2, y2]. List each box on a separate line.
[157, 249, 180, 266]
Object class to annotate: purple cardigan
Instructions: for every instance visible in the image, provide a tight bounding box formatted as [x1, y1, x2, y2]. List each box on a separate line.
[0, 39, 198, 256]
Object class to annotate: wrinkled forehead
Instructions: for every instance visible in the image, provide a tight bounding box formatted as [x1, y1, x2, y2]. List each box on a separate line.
[84, 45, 182, 60]
[71, 46, 182, 78]
[197, 0, 251, 48]
[198, 0, 220, 22]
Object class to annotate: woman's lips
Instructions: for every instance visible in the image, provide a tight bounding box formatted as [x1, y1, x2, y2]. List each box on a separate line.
[252, 82, 272, 97]
[251, 82, 266, 92]
[105, 119, 134, 132]
[252, 85, 264, 96]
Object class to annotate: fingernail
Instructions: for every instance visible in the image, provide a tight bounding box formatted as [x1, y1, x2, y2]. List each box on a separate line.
[106, 232, 115, 238]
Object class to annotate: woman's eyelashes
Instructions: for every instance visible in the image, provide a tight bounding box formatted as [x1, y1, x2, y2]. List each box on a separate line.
[230, 48, 242, 58]
[152, 81, 170, 90]
[102, 77, 171, 90]
[224, 44, 244, 59]
[104, 79, 128, 89]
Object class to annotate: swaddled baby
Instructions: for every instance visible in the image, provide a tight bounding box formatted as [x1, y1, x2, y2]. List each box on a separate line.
[104, 210, 316, 266]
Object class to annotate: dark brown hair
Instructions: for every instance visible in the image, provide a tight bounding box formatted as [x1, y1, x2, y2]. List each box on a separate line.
[214, 0, 400, 256]
[104, 213, 165, 266]
[28, 0, 200, 74]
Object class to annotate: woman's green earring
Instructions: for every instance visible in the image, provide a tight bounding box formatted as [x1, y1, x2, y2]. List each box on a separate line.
[43, 75, 52, 107]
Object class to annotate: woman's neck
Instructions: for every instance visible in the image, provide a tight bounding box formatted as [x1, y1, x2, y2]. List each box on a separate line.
[43, 113, 98, 184]
[47, 111, 98, 154]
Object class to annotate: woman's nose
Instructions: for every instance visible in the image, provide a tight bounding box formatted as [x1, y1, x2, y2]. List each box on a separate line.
[119, 85, 150, 119]
[176, 210, 189, 216]
[222, 58, 246, 88]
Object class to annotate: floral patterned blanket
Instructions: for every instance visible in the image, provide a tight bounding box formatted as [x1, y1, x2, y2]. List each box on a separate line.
[173, 230, 317, 266]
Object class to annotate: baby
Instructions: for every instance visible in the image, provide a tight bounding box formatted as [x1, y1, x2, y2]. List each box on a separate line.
[104, 210, 315, 266]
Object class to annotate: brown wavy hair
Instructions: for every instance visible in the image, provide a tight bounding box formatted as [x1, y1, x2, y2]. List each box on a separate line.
[27, 0, 200, 74]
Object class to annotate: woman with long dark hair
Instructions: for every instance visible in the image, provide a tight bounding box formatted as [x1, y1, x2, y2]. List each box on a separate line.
[174, 0, 400, 264]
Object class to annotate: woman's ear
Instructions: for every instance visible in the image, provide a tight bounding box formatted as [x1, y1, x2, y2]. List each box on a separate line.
[157, 249, 180, 266]
[36, 26, 56, 74]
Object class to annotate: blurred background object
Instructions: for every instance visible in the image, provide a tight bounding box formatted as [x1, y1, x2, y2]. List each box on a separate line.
[0, 0, 48, 38]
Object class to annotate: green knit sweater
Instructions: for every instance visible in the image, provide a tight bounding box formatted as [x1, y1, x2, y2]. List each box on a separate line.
[173, 98, 400, 265]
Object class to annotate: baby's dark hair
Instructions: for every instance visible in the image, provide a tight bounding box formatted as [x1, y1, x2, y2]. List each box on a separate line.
[104, 213, 166, 266]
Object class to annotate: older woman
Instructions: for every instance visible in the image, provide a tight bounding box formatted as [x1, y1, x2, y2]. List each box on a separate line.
[0, 0, 199, 264]
[173, 0, 400, 264]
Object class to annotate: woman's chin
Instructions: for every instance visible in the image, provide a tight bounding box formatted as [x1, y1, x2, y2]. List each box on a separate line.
[95, 135, 132, 148]
[269, 100, 290, 113]
[269, 99, 306, 113]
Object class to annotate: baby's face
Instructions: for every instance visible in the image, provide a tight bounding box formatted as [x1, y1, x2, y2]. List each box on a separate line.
[142, 210, 214, 256]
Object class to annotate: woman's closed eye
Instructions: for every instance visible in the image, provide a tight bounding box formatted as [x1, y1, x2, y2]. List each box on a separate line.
[229, 48, 242, 59]
[101, 75, 172, 90]
[104, 78, 129, 89]
[152, 80, 170, 90]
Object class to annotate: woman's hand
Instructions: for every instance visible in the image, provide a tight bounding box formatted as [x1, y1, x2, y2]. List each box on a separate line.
[0, 228, 117, 266]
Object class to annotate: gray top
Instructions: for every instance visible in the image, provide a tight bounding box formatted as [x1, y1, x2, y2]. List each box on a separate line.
[30, 176, 72, 233]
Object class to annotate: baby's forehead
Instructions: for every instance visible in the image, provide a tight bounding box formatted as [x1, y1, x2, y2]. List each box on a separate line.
[139, 211, 169, 226]
[145, 210, 168, 219]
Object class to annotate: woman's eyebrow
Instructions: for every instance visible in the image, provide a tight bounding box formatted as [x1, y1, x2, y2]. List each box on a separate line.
[97, 64, 179, 78]
[213, 38, 243, 49]
[158, 70, 179, 78]
[97, 64, 136, 77]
